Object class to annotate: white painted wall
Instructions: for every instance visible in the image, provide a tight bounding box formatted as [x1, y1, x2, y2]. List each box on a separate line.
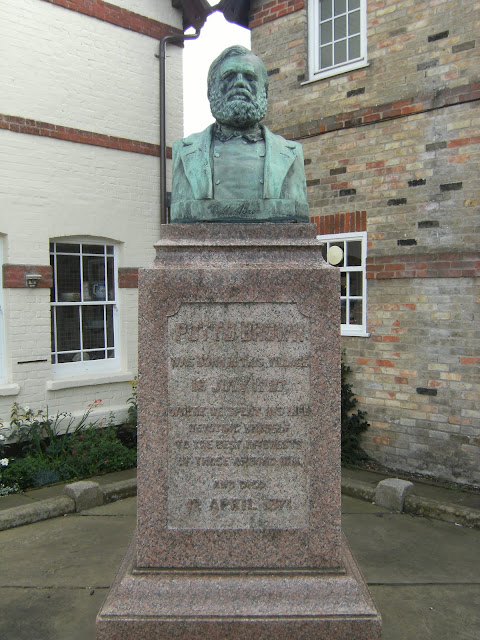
[0, 130, 162, 265]
[0, 0, 183, 146]
[0, 0, 182, 427]
[113, 0, 183, 26]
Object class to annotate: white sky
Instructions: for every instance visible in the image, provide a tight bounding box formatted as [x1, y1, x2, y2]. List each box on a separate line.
[182, 11, 251, 136]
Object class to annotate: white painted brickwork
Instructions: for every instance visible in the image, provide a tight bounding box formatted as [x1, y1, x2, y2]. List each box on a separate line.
[0, 130, 161, 265]
[0, 0, 183, 146]
[0, 0, 182, 424]
[113, 0, 183, 26]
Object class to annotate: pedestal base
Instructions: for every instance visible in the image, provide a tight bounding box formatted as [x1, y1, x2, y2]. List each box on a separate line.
[96, 533, 381, 639]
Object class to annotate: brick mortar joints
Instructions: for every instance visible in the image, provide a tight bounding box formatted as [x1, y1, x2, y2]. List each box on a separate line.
[0, 114, 172, 158]
[40, 0, 183, 43]
[277, 88, 480, 142]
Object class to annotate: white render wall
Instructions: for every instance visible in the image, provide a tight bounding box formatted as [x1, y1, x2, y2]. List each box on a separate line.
[0, 0, 182, 427]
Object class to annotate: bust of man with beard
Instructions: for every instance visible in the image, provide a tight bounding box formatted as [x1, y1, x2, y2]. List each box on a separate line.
[170, 46, 309, 223]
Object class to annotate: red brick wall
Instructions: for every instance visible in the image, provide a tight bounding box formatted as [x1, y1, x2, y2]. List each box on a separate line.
[250, 0, 480, 484]
[3, 265, 53, 288]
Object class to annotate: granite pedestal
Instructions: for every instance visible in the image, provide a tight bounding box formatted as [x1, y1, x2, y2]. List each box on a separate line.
[97, 223, 382, 639]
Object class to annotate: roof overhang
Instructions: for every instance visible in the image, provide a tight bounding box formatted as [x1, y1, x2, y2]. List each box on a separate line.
[171, 0, 251, 31]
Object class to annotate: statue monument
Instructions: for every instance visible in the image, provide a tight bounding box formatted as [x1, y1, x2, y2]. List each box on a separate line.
[170, 45, 309, 223]
[97, 46, 381, 640]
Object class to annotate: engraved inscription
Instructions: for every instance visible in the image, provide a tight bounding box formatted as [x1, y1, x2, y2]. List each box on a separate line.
[167, 303, 311, 530]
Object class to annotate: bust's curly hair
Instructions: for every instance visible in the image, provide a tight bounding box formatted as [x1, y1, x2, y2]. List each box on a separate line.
[207, 45, 269, 100]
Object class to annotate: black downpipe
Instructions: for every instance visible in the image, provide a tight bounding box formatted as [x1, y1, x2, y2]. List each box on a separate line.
[159, 30, 200, 226]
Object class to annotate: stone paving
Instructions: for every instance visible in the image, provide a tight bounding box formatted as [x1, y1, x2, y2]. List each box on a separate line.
[0, 490, 479, 639]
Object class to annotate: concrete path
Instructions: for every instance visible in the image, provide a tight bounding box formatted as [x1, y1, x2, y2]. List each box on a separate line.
[0, 493, 478, 640]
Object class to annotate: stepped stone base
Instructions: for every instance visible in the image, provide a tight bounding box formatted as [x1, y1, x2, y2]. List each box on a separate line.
[97, 534, 382, 640]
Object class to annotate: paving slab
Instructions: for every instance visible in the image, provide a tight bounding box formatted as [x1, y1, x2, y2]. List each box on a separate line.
[0, 587, 106, 640]
[81, 496, 137, 516]
[0, 491, 479, 639]
[342, 511, 480, 584]
[0, 511, 135, 588]
[342, 493, 386, 514]
[370, 584, 480, 640]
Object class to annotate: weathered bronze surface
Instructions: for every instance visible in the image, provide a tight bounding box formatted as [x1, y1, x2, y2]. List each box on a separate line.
[171, 46, 309, 222]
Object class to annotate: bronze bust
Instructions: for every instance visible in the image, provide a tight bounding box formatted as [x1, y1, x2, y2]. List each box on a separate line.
[170, 46, 309, 223]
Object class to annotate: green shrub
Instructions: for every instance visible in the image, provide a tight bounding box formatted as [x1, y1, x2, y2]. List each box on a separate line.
[341, 360, 370, 465]
[0, 397, 137, 494]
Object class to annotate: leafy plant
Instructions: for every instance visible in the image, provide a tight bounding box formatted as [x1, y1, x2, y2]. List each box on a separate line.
[0, 398, 137, 494]
[341, 360, 370, 465]
[126, 376, 138, 427]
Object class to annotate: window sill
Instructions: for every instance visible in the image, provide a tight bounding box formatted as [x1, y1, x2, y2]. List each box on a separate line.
[46, 371, 134, 391]
[0, 383, 20, 397]
[302, 61, 369, 85]
[341, 332, 370, 338]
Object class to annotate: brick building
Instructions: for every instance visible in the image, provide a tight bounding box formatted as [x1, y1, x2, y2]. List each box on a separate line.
[0, 0, 207, 430]
[247, 0, 479, 484]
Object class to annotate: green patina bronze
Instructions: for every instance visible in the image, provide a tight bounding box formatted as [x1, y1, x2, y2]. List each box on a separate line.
[170, 46, 309, 223]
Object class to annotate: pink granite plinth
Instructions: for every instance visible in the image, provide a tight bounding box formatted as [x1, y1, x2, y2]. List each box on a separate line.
[97, 534, 381, 639]
[97, 223, 381, 638]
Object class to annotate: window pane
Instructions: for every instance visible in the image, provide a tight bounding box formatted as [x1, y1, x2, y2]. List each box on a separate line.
[348, 0, 360, 9]
[55, 306, 80, 352]
[320, 20, 332, 44]
[83, 244, 105, 255]
[349, 35, 361, 59]
[107, 256, 115, 301]
[334, 15, 346, 39]
[346, 240, 362, 266]
[85, 256, 106, 300]
[82, 306, 105, 349]
[106, 305, 114, 348]
[349, 271, 363, 296]
[340, 273, 347, 296]
[56, 255, 81, 301]
[106, 245, 114, 256]
[59, 352, 80, 363]
[50, 253, 57, 302]
[334, 0, 346, 14]
[320, 0, 332, 21]
[55, 243, 80, 254]
[349, 299, 363, 325]
[320, 44, 333, 68]
[348, 9, 360, 35]
[88, 349, 107, 361]
[334, 39, 347, 64]
[341, 301, 347, 324]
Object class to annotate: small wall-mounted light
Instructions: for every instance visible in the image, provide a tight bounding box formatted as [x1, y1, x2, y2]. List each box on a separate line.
[25, 273, 42, 288]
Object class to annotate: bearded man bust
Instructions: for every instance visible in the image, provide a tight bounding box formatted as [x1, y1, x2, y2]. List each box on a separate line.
[170, 45, 309, 223]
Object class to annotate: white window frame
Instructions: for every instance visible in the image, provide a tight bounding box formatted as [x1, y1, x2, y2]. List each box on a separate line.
[308, 0, 368, 82]
[317, 231, 368, 336]
[50, 239, 120, 378]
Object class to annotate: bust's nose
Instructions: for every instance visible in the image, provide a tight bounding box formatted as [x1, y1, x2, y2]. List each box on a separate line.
[233, 72, 249, 88]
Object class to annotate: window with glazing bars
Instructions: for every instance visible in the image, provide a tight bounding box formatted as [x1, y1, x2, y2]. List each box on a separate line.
[50, 242, 116, 365]
[309, 0, 367, 79]
[318, 232, 367, 335]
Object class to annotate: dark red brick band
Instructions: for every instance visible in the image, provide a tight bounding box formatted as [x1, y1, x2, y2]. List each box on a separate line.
[118, 267, 139, 288]
[278, 82, 480, 141]
[4, 265, 141, 289]
[3, 265, 53, 288]
[41, 0, 183, 42]
[366, 253, 480, 279]
[311, 211, 367, 235]
[249, 0, 305, 28]
[0, 114, 171, 158]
